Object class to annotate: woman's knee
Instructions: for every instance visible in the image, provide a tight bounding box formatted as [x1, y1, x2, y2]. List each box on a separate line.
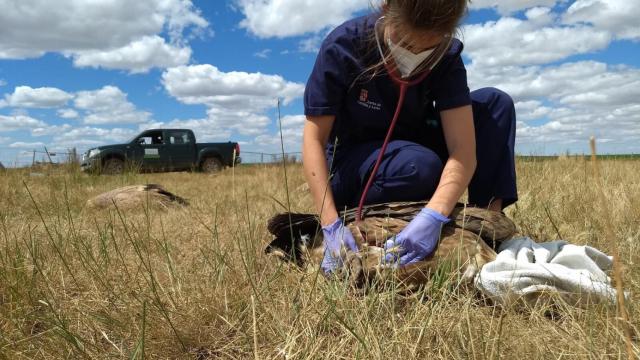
[378, 144, 444, 196]
[472, 87, 516, 134]
[473, 87, 514, 109]
[407, 147, 444, 190]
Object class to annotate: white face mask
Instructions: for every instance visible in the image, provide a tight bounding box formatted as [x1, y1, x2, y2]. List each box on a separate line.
[386, 36, 435, 78]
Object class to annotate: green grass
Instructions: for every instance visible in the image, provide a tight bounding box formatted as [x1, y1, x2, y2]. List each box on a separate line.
[0, 159, 638, 358]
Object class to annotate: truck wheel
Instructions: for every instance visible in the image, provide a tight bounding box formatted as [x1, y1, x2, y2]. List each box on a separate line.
[102, 158, 125, 175]
[201, 157, 222, 173]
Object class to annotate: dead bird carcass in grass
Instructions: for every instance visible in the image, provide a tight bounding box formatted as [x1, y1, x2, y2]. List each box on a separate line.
[266, 202, 516, 291]
[86, 184, 189, 211]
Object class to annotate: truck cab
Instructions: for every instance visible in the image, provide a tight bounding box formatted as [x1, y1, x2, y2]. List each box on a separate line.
[130, 129, 196, 171]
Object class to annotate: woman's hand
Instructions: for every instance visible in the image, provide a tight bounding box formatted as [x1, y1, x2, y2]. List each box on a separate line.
[321, 218, 359, 273]
[304, 114, 358, 273]
[383, 208, 450, 266]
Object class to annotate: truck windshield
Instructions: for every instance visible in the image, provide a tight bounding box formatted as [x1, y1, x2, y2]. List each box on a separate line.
[127, 134, 139, 144]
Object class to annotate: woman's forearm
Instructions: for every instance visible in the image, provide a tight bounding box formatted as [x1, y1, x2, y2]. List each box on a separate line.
[426, 153, 477, 217]
[303, 135, 339, 227]
[432, 105, 477, 216]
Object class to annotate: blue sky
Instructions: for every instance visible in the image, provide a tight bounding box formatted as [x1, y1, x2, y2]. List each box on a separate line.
[0, 0, 638, 166]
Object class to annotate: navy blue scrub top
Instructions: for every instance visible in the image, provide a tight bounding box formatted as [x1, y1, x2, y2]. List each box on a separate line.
[304, 13, 472, 163]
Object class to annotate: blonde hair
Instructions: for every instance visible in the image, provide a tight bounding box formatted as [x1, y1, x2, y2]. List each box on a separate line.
[384, 0, 468, 35]
[352, 0, 469, 87]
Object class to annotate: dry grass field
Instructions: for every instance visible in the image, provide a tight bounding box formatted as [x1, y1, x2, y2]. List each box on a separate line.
[0, 158, 638, 359]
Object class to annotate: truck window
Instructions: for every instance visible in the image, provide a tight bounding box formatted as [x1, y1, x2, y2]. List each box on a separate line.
[167, 130, 191, 145]
[137, 130, 164, 145]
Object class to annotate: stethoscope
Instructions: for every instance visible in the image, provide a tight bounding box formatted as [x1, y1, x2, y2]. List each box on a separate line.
[355, 16, 453, 226]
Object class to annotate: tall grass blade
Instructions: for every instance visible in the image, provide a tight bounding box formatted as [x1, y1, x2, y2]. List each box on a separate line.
[589, 137, 635, 359]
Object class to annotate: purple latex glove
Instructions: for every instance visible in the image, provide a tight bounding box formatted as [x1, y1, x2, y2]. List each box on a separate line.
[321, 218, 359, 273]
[384, 208, 450, 266]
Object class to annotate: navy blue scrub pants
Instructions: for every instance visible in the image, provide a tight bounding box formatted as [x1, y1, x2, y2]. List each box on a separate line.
[330, 87, 517, 210]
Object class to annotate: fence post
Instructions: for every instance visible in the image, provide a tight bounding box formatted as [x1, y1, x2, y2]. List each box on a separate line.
[44, 146, 53, 164]
[32, 150, 36, 167]
[70, 148, 77, 164]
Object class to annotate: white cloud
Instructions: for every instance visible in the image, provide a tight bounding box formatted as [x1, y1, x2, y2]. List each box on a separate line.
[469, 0, 560, 14]
[146, 113, 306, 153]
[50, 127, 136, 149]
[253, 114, 304, 152]
[279, 114, 305, 128]
[0, 114, 47, 131]
[237, 0, 371, 38]
[74, 86, 152, 125]
[514, 103, 640, 154]
[206, 108, 271, 136]
[160, 0, 210, 41]
[469, 61, 640, 152]
[462, 8, 611, 67]
[162, 64, 304, 110]
[72, 35, 192, 73]
[0, 0, 208, 71]
[161, 64, 305, 149]
[9, 141, 45, 149]
[57, 108, 79, 119]
[514, 100, 554, 122]
[469, 61, 640, 106]
[253, 49, 272, 58]
[31, 124, 73, 137]
[563, 0, 640, 41]
[141, 110, 271, 143]
[0, 79, 6, 87]
[142, 118, 233, 142]
[3, 86, 73, 108]
[464, 2, 640, 154]
[254, 127, 302, 150]
[298, 34, 325, 53]
[2, 85, 151, 125]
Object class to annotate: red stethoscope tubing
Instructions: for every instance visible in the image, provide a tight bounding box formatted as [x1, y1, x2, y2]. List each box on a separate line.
[355, 66, 431, 223]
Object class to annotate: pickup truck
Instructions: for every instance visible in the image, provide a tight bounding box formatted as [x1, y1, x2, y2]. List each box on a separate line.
[81, 129, 240, 174]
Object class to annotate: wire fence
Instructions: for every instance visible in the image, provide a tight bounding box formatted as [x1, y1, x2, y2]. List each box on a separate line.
[0, 147, 80, 168]
[2, 146, 638, 170]
[240, 151, 302, 164]
[0, 147, 302, 168]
